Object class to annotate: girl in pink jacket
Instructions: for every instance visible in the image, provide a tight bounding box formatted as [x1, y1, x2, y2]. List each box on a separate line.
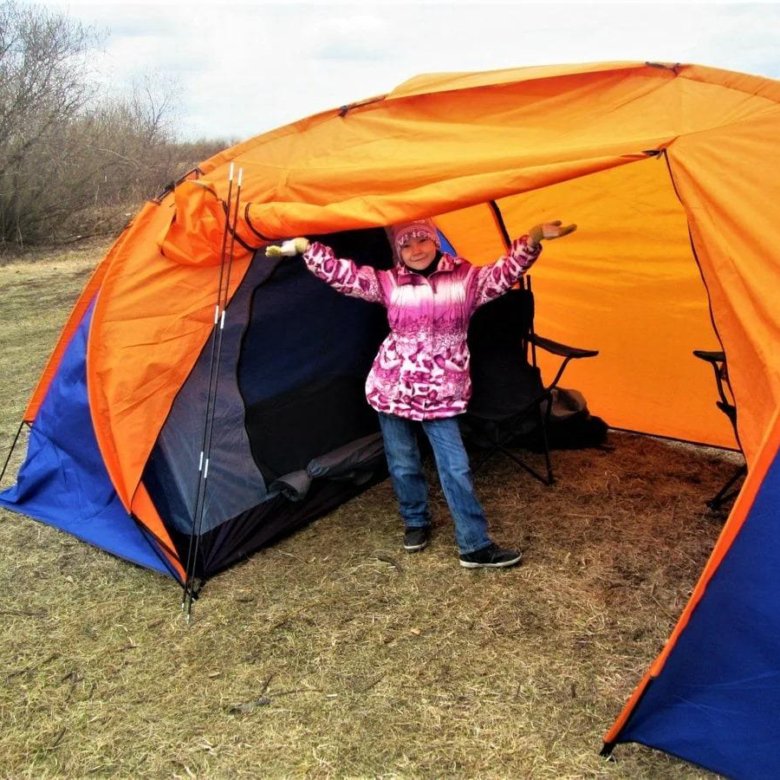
[269, 218, 575, 568]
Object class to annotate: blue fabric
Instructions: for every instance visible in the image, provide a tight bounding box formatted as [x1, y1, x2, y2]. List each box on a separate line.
[239, 255, 386, 404]
[618, 446, 780, 778]
[438, 229, 456, 256]
[378, 413, 491, 554]
[0, 302, 174, 578]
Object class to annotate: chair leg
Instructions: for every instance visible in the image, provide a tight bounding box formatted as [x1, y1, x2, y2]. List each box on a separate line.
[495, 444, 554, 486]
[707, 463, 747, 511]
[465, 395, 557, 486]
[537, 398, 555, 486]
[471, 447, 499, 474]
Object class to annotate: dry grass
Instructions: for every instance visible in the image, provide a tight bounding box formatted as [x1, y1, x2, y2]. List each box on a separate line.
[0, 244, 734, 778]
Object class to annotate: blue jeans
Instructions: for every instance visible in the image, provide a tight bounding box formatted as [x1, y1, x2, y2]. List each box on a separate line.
[377, 413, 492, 554]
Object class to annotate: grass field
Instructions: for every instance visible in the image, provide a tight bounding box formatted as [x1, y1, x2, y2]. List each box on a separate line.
[0, 242, 733, 778]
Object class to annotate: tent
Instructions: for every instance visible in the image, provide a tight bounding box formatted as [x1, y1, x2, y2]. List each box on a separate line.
[1, 61, 779, 776]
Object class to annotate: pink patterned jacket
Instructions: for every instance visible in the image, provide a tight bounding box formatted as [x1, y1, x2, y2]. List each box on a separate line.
[302, 237, 542, 420]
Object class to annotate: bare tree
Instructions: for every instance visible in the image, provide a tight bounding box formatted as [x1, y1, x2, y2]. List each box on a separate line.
[0, 2, 229, 247]
[129, 72, 180, 145]
[0, 1, 95, 242]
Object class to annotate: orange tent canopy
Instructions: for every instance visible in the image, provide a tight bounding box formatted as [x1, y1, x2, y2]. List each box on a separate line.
[29, 62, 779, 518]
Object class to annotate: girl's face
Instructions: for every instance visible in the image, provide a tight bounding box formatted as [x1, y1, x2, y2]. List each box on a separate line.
[399, 236, 437, 270]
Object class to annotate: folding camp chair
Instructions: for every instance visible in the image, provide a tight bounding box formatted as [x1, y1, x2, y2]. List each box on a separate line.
[692, 349, 747, 510]
[462, 278, 598, 485]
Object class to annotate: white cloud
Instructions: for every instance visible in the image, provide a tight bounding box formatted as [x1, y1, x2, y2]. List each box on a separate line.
[17, 1, 780, 141]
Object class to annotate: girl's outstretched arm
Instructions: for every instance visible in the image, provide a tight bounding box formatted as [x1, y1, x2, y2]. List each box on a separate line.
[471, 221, 577, 308]
[267, 238, 385, 304]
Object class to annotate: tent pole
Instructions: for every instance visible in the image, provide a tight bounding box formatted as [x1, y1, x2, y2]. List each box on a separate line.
[182, 165, 244, 621]
[221, 167, 244, 323]
[0, 420, 26, 486]
[181, 163, 235, 617]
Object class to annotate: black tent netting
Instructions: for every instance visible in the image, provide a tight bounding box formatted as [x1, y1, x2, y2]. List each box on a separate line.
[142, 228, 393, 578]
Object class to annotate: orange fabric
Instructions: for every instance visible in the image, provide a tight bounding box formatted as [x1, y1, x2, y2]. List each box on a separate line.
[387, 60, 655, 100]
[160, 179, 258, 266]
[667, 113, 780, 463]
[131, 482, 186, 582]
[80, 60, 778, 545]
[87, 197, 252, 508]
[237, 62, 772, 239]
[436, 157, 736, 448]
[604, 406, 780, 743]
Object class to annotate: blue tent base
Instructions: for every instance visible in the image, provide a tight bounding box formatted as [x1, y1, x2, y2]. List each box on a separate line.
[0, 496, 177, 579]
[0, 299, 177, 580]
[608, 437, 780, 779]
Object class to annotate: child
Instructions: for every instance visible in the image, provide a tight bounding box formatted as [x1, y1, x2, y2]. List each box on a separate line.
[266, 218, 576, 568]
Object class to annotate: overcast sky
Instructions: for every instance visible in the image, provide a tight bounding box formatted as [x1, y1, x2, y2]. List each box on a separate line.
[25, 0, 780, 142]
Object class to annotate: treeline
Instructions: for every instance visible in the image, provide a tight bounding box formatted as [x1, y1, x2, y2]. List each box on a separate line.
[0, 1, 231, 247]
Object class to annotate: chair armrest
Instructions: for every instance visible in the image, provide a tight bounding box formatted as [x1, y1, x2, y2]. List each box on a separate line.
[693, 349, 725, 365]
[694, 347, 738, 422]
[531, 333, 599, 360]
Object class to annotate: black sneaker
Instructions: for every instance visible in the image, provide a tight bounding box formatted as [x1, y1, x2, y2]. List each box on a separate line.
[403, 526, 431, 552]
[459, 543, 522, 569]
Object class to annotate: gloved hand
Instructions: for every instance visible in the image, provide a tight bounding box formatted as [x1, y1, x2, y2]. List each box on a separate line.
[265, 237, 311, 257]
[528, 221, 577, 246]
